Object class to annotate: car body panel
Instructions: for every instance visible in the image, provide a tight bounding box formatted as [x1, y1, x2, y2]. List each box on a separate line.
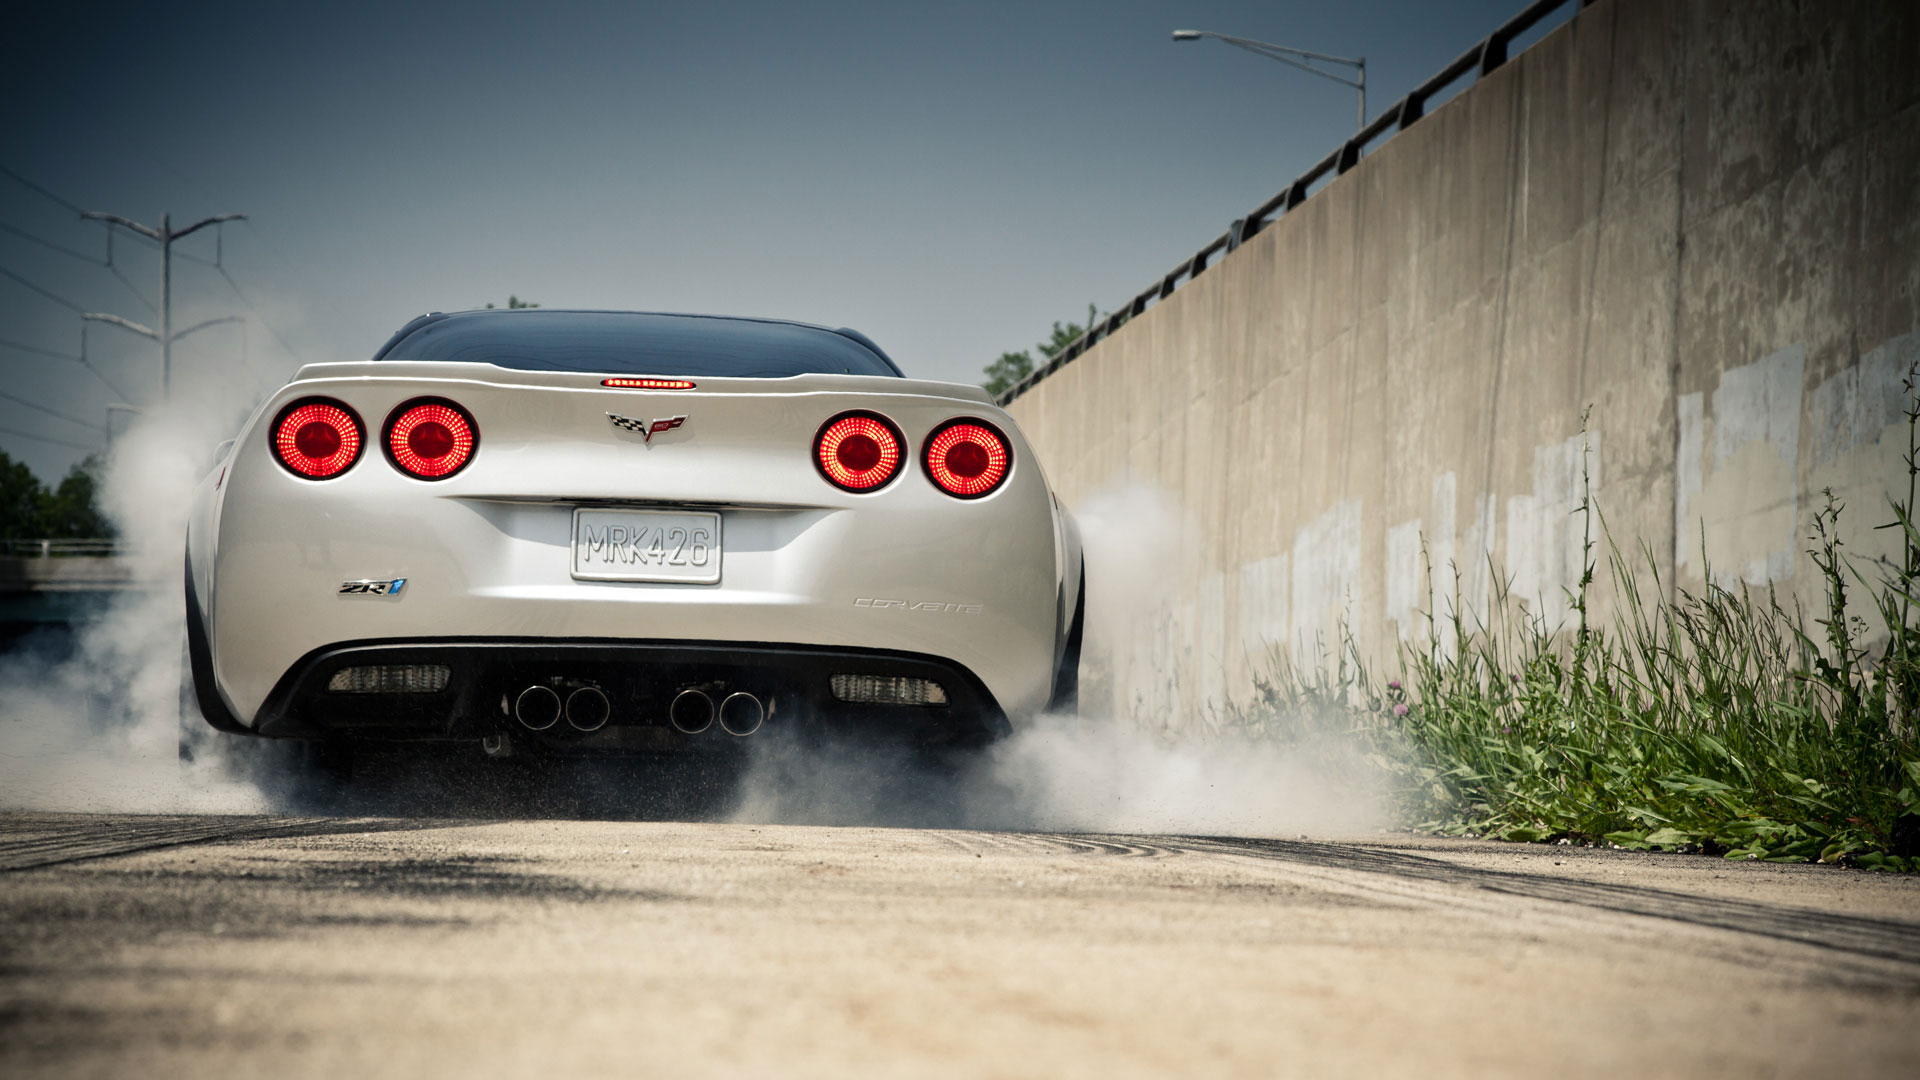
[190, 353, 1081, 734]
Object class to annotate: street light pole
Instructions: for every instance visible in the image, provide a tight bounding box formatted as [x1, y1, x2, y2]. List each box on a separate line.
[79, 210, 246, 398]
[1172, 29, 1366, 129]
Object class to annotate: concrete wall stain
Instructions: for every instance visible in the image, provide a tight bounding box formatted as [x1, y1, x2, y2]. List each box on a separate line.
[1009, 0, 1920, 726]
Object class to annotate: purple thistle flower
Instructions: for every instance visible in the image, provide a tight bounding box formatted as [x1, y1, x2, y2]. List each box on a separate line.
[1392, 703, 1410, 717]
[1387, 679, 1402, 691]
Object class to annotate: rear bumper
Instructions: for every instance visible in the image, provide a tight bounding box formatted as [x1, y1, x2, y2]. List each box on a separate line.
[245, 637, 1009, 747]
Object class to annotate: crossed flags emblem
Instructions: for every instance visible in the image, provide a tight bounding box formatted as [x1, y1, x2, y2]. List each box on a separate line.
[607, 414, 687, 444]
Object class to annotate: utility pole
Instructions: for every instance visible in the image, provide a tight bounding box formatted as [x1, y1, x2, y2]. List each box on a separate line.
[78, 210, 246, 398]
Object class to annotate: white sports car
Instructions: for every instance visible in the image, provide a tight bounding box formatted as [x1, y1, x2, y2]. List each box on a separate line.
[184, 309, 1084, 774]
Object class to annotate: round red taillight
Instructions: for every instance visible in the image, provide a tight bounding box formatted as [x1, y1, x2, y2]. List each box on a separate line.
[384, 398, 477, 480]
[924, 419, 1011, 498]
[272, 398, 363, 479]
[814, 411, 904, 492]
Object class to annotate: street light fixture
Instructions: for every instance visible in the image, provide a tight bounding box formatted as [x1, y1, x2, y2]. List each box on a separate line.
[1172, 29, 1366, 129]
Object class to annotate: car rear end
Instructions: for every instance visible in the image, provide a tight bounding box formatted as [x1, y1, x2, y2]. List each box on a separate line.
[189, 348, 1077, 753]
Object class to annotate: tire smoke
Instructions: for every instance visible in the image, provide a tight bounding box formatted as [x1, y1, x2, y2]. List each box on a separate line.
[0, 389, 277, 812]
[729, 476, 1389, 838]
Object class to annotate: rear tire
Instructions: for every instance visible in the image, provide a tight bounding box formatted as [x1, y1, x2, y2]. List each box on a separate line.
[183, 548, 250, 735]
[179, 642, 200, 764]
[1046, 564, 1085, 715]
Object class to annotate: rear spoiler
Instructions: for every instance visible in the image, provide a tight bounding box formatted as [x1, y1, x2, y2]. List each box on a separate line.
[283, 361, 998, 406]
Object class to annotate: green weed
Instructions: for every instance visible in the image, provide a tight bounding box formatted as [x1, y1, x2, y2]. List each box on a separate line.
[1240, 382, 1920, 870]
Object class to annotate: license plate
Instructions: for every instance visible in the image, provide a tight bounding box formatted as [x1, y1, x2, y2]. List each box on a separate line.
[571, 508, 721, 584]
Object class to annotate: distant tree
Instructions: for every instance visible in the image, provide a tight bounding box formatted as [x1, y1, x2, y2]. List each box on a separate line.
[484, 296, 541, 309]
[982, 351, 1034, 398]
[38, 455, 108, 539]
[0, 451, 39, 541]
[0, 451, 111, 541]
[1040, 304, 1101, 360]
[981, 303, 1102, 397]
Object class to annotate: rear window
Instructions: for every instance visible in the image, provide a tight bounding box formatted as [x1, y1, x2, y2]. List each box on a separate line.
[376, 310, 900, 378]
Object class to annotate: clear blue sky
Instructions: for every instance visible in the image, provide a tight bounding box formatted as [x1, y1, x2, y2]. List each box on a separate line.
[1, 0, 1558, 483]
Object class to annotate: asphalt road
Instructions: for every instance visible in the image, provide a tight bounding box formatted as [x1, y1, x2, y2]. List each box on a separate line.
[2, 810, 1918, 1078]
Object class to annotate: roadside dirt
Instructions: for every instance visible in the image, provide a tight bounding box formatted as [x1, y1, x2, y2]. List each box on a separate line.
[2, 813, 1916, 1078]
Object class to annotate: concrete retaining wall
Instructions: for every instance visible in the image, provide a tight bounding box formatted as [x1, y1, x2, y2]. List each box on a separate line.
[1006, 0, 1920, 726]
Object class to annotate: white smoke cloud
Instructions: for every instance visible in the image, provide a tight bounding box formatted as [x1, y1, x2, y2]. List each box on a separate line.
[730, 475, 1388, 838]
[966, 715, 1385, 836]
[0, 376, 277, 812]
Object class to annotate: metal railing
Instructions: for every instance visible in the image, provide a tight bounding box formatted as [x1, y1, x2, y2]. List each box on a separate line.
[998, 0, 1597, 406]
[0, 538, 132, 558]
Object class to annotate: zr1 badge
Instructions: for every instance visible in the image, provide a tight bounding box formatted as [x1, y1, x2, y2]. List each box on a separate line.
[339, 578, 407, 597]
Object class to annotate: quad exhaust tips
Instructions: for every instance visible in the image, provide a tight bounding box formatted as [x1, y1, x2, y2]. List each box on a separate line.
[670, 688, 764, 736]
[520, 683, 761, 737]
[669, 689, 715, 734]
[514, 684, 612, 732]
[718, 692, 764, 737]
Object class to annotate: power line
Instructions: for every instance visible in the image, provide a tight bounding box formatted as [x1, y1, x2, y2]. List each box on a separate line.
[13, 98, 358, 325]
[1, 222, 157, 313]
[4, 159, 282, 385]
[2, 164, 259, 405]
[239, 219, 355, 327]
[68, 331, 136, 401]
[105, 263, 156, 312]
[78, 210, 246, 399]
[5, 158, 340, 353]
[0, 221, 99, 265]
[0, 336, 79, 361]
[0, 163, 87, 216]
[0, 336, 135, 404]
[88, 214, 216, 266]
[0, 423, 96, 453]
[0, 387, 106, 432]
[0, 266, 86, 313]
[216, 263, 305, 366]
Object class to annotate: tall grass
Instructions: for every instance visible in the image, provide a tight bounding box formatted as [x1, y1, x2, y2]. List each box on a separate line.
[1244, 391, 1920, 871]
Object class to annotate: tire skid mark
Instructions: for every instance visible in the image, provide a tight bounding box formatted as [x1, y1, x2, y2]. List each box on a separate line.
[1029, 834, 1183, 858]
[926, 832, 1077, 858]
[924, 831, 989, 857]
[1151, 834, 1920, 969]
[0, 813, 462, 872]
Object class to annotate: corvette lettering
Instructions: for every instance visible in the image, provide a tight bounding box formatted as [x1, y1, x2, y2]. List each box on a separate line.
[607, 413, 687, 444]
[854, 598, 982, 614]
[339, 578, 407, 597]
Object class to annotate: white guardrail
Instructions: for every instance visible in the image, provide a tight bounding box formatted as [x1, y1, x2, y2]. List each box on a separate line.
[0, 539, 133, 558]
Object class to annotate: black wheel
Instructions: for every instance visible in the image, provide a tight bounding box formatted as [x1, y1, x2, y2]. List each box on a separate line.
[183, 548, 249, 735]
[1047, 563, 1085, 715]
[179, 642, 200, 764]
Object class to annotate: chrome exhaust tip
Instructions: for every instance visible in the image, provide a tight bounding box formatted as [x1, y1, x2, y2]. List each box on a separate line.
[718, 692, 764, 737]
[566, 686, 611, 732]
[514, 685, 562, 731]
[669, 689, 714, 734]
